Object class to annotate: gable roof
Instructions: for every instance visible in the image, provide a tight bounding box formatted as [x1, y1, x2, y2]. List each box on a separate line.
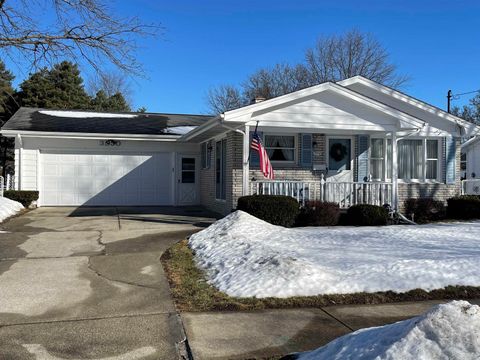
[1, 107, 213, 137]
[338, 76, 480, 136]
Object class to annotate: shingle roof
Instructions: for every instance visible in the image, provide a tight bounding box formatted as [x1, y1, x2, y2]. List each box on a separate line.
[1, 107, 214, 136]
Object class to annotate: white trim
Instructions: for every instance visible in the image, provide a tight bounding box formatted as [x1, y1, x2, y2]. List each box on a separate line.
[222, 82, 425, 130]
[338, 75, 480, 136]
[1, 130, 181, 141]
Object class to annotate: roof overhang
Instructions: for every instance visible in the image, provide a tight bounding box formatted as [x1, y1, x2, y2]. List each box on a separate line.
[221, 82, 427, 130]
[338, 76, 480, 137]
[0, 129, 181, 141]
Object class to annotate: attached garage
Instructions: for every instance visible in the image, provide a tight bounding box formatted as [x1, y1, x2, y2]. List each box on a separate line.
[40, 151, 174, 206]
[2, 108, 212, 207]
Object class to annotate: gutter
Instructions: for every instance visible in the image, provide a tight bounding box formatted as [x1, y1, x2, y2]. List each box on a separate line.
[0, 130, 181, 141]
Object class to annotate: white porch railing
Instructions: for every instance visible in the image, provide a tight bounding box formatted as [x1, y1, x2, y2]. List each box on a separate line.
[461, 179, 480, 195]
[250, 179, 393, 208]
[0, 176, 3, 197]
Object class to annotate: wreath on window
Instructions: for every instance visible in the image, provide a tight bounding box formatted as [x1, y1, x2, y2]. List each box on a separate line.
[330, 143, 348, 162]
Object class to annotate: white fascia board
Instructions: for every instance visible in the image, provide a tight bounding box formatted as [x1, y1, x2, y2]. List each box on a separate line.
[338, 76, 480, 134]
[223, 82, 425, 130]
[0, 130, 180, 141]
[179, 115, 222, 141]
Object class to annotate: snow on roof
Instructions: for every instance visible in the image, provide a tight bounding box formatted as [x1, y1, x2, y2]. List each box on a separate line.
[189, 210, 480, 298]
[163, 126, 197, 135]
[297, 300, 480, 360]
[39, 110, 138, 118]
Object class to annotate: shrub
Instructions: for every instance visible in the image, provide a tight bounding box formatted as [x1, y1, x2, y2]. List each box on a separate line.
[447, 195, 480, 219]
[4, 190, 39, 207]
[237, 195, 299, 227]
[346, 204, 389, 226]
[404, 198, 445, 224]
[296, 201, 340, 226]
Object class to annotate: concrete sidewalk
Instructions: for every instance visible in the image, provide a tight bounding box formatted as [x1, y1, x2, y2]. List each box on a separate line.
[182, 298, 480, 359]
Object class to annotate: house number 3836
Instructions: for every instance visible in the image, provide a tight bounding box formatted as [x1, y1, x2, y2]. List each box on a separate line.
[99, 139, 121, 146]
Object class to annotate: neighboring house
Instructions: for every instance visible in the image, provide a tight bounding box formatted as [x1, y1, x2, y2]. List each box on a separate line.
[461, 136, 480, 180]
[2, 76, 480, 215]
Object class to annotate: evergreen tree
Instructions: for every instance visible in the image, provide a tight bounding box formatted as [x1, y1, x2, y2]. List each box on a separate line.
[18, 61, 90, 109]
[90, 90, 131, 112]
[0, 61, 16, 176]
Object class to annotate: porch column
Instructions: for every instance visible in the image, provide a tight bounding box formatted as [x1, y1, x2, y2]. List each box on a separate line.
[391, 132, 398, 210]
[242, 124, 250, 196]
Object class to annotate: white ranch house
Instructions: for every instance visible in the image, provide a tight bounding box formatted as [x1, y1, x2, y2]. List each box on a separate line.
[2, 76, 479, 214]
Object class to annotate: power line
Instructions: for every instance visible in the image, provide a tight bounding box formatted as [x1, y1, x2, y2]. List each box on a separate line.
[452, 89, 480, 100]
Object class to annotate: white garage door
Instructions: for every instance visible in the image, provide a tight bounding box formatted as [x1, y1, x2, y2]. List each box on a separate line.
[41, 152, 174, 206]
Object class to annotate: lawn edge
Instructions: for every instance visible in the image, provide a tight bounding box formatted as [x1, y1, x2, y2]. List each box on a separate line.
[161, 239, 480, 313]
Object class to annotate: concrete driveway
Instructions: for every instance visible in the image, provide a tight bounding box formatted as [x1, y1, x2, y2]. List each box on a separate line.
[0, 206, 216, 359]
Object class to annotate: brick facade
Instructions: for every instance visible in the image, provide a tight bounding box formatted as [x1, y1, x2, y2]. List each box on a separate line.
[200, 133, 462, 215]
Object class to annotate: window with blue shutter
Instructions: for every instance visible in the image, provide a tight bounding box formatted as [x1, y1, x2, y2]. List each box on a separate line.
[445, 136, 456, 184]
[356, 135, 370, 182]
[301, 134, 312, 167]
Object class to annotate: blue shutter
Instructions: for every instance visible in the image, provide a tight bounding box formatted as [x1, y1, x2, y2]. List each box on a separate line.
[356, 135, 370, 182]
[301, 134, 312, 167]
[201, 142, 207, 168]
[249, 131, 263, 167]
[446, 136, 456, 184]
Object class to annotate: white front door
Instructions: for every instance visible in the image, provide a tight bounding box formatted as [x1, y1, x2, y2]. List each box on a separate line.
[326, 137, 354, 182]
[176, 155, 199, 205]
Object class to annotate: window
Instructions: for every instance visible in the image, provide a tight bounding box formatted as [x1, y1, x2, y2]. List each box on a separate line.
[370, 138, 392, 180]
[398, 139, 423, 180]
[370, 138, 440, 181]
[181, 158, 196, 183]
[370, 138, 385, 180]
[201, 141, 211, 169]
[215, 139, 227, 200]
[426, 140, 439, 180]
[264, 135, 296, 162]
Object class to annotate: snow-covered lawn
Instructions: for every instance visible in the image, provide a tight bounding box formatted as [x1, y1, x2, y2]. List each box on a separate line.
[0, 196, 24, 223]
[297, 300, 480, 360]
[189, 211, 480, 298]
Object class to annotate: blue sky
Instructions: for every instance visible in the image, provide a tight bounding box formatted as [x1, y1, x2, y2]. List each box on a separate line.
[8, 0, 480, 114]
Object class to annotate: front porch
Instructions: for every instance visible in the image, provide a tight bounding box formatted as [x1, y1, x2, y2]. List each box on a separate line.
[250, 177, 393, 208]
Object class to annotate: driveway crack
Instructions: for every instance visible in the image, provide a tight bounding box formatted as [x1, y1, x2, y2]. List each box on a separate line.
[86, 257, 159, 290]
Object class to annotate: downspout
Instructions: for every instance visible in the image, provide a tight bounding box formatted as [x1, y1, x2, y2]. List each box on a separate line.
[16, 134, 22, 190]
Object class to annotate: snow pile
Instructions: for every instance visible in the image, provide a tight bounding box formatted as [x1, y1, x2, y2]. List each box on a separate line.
[189, 210, 480, 298]
[164, 126, 197, 135]
[0, 196, 23, 222]
[39, 110, 137, 118]
[297, 301, 480, 360]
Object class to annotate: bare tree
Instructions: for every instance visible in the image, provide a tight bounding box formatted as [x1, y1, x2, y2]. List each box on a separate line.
[0, 0, 161, 75]
[87, 71, 132, 105]
[305, 29, 408, 88]
[242, 63, 310, 101]
[206, 84, 244, 114]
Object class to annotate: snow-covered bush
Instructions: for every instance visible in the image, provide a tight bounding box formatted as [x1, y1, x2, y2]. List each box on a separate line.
[346, 204, 389, 226]
[296, 201, 340, 226]
[4, 190, 39, 207]
[447, 195, 480, 219]
[404, 198, 445, 223]
[237, 195, 299, 227]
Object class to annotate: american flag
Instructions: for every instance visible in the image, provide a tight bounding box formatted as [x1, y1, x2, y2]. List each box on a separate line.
[251, 132, 274, 180]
